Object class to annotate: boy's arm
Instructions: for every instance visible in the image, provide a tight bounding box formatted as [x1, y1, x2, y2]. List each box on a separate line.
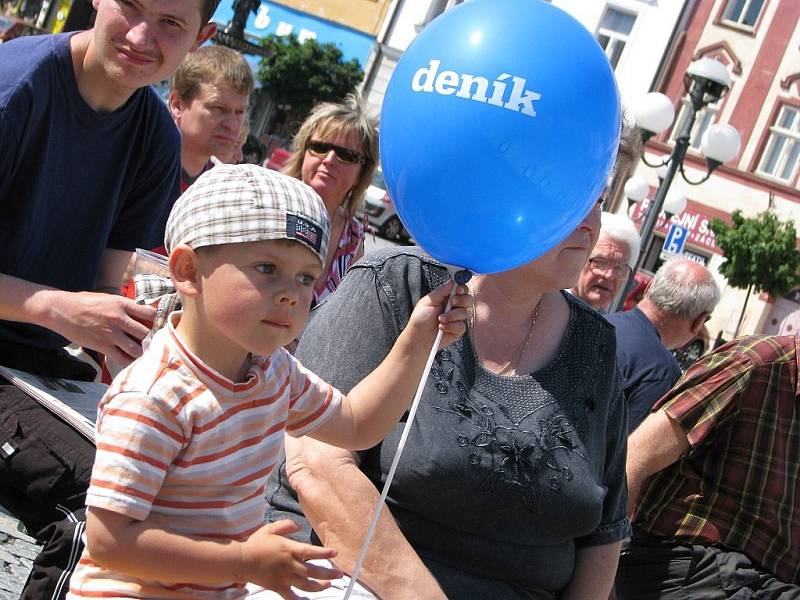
[0, 249, 155, 365]
[285, 435, 446, 599]
[308, 281, 469, 450]
[86, 507, 341, 593]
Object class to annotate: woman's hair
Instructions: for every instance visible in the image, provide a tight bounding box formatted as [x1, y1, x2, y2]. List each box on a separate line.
[283, 93, 379, 217]
[600, 211, 641, 268]
[646, 258, 721, 320]
[614, 122, 642, 178]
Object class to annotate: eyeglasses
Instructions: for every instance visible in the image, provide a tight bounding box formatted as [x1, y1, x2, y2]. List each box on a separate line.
[306, 140, 366, 165]
[587, 257, 632, 280]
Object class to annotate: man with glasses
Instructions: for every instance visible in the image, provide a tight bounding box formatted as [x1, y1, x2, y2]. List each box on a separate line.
[607, 257, 720, 433]
[570, 212, 640, 312]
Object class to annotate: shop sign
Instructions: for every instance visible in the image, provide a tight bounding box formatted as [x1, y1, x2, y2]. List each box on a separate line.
[631, 199, 721, 254]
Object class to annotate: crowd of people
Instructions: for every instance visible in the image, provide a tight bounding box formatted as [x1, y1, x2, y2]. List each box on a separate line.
[1, 1, 799, 599]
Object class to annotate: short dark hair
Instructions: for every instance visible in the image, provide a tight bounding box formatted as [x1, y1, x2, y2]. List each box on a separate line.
[202, 0, 221, 25]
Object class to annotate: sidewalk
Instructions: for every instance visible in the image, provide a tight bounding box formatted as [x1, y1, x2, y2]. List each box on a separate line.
[0, 507, 39, 599]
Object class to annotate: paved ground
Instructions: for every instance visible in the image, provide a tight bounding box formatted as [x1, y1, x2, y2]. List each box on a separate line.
[0, 508, 39, 599]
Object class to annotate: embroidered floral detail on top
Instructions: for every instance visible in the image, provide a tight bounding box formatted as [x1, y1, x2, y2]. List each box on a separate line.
[431, 349, 586, 511]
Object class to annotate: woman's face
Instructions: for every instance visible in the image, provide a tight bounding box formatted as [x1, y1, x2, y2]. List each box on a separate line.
[522, 200, 602, 290]
[300, 129, 364, 214]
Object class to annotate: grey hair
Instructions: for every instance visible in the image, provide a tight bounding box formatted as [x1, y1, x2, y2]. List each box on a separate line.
[600, 212, 640, 268]
[645, 258, 721, 319]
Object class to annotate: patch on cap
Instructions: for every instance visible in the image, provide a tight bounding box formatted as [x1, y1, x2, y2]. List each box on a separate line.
[287, 213, 323, 254]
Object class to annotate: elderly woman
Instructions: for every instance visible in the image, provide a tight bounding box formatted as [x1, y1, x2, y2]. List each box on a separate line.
[283, 94, 379, 305]
[263, 159, 635, 597]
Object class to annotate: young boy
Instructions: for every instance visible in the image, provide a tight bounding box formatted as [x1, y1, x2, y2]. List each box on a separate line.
[67, 164, 470, 599]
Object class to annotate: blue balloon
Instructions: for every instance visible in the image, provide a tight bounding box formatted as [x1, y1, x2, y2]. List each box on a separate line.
[380, 0, 620, 274]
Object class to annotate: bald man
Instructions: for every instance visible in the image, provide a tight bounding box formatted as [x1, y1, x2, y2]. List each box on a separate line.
[606, 257, 720, 433]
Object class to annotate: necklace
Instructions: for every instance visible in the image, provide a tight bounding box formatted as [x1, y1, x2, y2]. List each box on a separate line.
[469, 283, 542, 375]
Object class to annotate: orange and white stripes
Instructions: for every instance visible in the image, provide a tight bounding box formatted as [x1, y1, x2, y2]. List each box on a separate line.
[68, 314, 342, 599]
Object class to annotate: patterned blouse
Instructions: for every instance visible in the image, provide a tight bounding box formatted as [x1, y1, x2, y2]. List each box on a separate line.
[312, 215, 365, 306]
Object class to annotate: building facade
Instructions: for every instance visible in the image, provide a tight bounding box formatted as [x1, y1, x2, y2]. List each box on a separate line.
[626, 0, 800, 340]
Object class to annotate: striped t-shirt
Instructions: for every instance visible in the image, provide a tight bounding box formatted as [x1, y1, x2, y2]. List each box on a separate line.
[68, 313, 342, 599]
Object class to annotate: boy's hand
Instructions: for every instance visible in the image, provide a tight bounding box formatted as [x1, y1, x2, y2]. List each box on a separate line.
[241, 520, 343, 598]
[407, 281, 471, 349]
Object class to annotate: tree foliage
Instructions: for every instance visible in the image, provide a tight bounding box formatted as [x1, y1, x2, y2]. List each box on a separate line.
[257, 34, 364, 135]
[710, 209, 800, 297]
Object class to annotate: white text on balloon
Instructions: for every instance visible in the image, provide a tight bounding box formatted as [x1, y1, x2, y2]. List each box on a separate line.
[411, 59, 542, 117]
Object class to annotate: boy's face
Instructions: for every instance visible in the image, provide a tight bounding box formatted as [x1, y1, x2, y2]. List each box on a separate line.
[192, 239, 321, 363]
[91, 0, 214, 93]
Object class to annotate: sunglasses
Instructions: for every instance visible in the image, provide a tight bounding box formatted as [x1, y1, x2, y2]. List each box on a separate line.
[306, 140, 366, 165]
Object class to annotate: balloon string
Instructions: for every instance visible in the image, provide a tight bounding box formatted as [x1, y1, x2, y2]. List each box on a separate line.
[343, 271, 471, 599]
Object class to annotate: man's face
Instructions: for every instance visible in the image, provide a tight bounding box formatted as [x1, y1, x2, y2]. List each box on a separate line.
[574, 233, 632, 311]
[91, 0, 214, 93]
[172, 81, 249, 166]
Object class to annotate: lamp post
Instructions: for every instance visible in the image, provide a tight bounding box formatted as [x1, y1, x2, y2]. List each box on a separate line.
[608, 57, 741, 313]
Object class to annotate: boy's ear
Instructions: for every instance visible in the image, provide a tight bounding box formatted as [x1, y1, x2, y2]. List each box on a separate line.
[169, 245, 202, 297]
[191, 23, 217, 52]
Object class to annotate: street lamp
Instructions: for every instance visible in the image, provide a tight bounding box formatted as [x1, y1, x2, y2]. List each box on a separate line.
[609, 57, 741, 313]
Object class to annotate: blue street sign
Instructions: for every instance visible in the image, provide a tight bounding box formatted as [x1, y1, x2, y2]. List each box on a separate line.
[663, 223, 689, 255]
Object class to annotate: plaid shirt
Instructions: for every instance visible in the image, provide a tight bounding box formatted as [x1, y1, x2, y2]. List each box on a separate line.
[634, 335, 800, 584]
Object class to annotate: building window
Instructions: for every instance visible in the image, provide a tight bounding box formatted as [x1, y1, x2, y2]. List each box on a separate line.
[596, 7, 636, 69]
[757, 105, 800, 183]
[670, 97, 718, 150]
[721, 0, 765, 28]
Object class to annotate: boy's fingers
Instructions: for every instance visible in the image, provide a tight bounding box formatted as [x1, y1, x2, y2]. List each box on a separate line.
[438, 307, 469, 324]
[294, 543, 337, 563]
[426, 280, 454, 305]
[292, 577, 332, 593]
[302, 561, 343, 581]
[267, 519, 300, 536]
[275, 586, 303, 600]
[450, 289, 472, 307]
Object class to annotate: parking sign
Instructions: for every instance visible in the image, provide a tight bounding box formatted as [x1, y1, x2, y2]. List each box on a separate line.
[663, 223, 689, 255]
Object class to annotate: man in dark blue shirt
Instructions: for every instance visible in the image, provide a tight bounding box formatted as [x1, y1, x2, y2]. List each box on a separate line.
[0, 1, 219, 597]
[607, 257, 720, 433]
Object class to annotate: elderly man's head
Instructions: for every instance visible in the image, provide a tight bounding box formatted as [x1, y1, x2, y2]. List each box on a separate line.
[572, 212, 640, 311]
[641, 257, 720, 349]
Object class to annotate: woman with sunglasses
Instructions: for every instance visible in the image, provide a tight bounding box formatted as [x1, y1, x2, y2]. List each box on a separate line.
[282, 94, 379, 306]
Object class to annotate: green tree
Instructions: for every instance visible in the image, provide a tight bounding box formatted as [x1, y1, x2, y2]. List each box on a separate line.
[710, 208, 800, 337]
[257, 33, 364, 137]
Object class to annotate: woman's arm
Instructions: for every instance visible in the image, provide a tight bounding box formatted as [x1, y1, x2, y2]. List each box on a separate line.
[284, 435, 446, 600]
[559, 541, 621, 600]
